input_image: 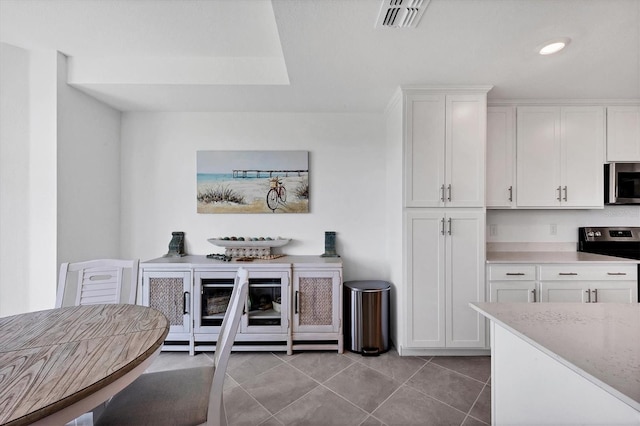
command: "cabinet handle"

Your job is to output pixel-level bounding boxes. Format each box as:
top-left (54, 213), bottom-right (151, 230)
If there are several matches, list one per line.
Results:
top-left (586, 289), bottom-right (591, 303)
top-left (295, 290), bottom-right (299, 314)
top-left (506, 272), bottom-right (525, 276)
top-left (592, 289), bottom-right (598, 303)
top-left (441, 218), bottom-right (445, 235)
top-left (558, 272), bottom-right (578, 276)
top-left (183, 291), bottom-right (189, 314)
top-left (563, 186), bottom-right (568, 201)
top-left (556, 186), bottom-right (562, 201)
top-left (440, 184), bottom-right (446, 202)
top-left (508, 186), bottom-right (513, 202)
top-left (531, 289), bottom-right (536, 303)
top-left (607, 272), bottom-right (627, 276)
top-left (447, 184), bottom-right (452, 202)
top-left (447, 218), bottom-right (452, 235)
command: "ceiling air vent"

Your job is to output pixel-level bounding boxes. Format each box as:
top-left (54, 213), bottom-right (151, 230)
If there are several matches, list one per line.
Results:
top-left (376, 0), bottom-right (430, 29)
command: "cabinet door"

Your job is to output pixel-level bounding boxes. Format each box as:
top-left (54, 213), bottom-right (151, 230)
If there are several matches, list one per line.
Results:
top-left (142, 271), bottom-right (191, 336)
top-left (406, 210), bottom-right (446, 347)
top-left (445, 211), bottom-right (486, 347)
top-left (607, 106), bottom-right (640, 161)
top-left (243, 271), bottom-right (289, 335)
top-left (404, 94), bottom-right (446, 207)
top-left (446, 95), bottom-right (486, 207)
top-left (561, 107), bottom-right (604, 208)
top-left (486, 107), bottom-right (516, 208)
top-left (592, 282), bottom-right (637, 303)
top-left (517, 107), bottom-right (562, 207)
top-left (490, 282), bottom-right (537, 302)
top-left (292, 269), bottom-right (341, 333)
top-left (539, 282), bottom-right (590, 303)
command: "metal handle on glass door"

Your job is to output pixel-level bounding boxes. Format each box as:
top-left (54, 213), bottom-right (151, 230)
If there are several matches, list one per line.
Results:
top-left (531, 289), bottom-right (536, 303)
top-left (295, 290), bottom-right (299, 314)
top-left (592, 289), bottom-right (598, 303)
top-left (440, 185), bottom-right (446, 202)
top-left (563, 186), bottom-right (568, 201)
top-left (508, 186), bottom-right (513, 202)
top-left (557, 186), bottom-right (562, 201)
top-left (586, 289), bottom-right (591, 303)
top-left (183, 292), bottom-right (189, 314)
top-left (447, 218), bottom-right (452, 235)
top-left (447, 184), bottom-right (452, 202)
top-left (441, 218), bottom-right (445, 235)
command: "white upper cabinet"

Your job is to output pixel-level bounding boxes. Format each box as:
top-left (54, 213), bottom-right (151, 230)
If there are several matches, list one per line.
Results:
top-left (516, 106), bottom-right (604, 208)
top-left (404, 91), bottom-right (487, 207)
top-left (606, 106), bottom-right (640, 161)
top-left (486, 106), bottom-right (516, 208)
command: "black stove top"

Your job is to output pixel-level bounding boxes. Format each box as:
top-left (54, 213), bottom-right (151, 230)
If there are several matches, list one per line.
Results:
top-left (578, 227), bottom-right (640, 260)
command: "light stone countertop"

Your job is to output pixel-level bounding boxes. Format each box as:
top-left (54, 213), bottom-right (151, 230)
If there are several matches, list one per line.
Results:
top-left (471, 302), bottom-right (640, 411)
top-left (487, 251), bottom-right (639, 264)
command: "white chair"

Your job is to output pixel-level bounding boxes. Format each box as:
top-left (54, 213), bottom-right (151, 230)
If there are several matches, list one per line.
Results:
top-left (55, 259), bottom-right (139, 308)
top-left (94, 267), bottom-right (250, 426)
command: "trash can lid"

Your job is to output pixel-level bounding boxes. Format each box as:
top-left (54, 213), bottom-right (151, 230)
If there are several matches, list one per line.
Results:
top-left (344, 280), bottom-right (391, 292)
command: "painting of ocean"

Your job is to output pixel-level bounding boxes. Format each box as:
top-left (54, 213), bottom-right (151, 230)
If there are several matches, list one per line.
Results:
top-left (196, 151), bottom-right (309, 214)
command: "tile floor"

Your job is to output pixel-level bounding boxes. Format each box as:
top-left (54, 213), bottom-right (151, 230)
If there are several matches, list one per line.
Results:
top-left (147, 349), bottom-right (491, 426)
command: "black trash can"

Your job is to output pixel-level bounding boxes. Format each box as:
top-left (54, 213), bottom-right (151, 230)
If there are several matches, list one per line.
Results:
top-left (344, 280), bottom-right (390, 356)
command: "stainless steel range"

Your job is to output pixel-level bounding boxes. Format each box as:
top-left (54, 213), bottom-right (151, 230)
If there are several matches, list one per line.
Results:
top-left (578, 227), bottom-right (640, 260)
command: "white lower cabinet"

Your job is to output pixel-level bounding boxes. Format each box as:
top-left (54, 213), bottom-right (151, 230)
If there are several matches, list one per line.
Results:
top-left (140, 256), bottom-right (343, 355)
top-left (291, 268), bottom-right (343, 352)
top-left (488, 263), bottom-right (637, 304)
top-left (406, 209), bottom-right (485, 350)
top-left (141, 270), bottom-right (192, 352)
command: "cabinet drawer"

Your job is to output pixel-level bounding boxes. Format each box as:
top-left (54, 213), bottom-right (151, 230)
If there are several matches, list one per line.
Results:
top-left (540, 265), bottom-right (637, 281)
top-left (488, 264), bottom-right (536, 281)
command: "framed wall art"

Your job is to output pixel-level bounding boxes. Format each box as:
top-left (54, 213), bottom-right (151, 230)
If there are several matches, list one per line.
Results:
top-left (197, 150), bottom-right (309, 214)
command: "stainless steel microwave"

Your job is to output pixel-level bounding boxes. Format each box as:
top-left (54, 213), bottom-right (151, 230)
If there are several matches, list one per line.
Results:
top-left (605, 163), bottom-right (640, 205)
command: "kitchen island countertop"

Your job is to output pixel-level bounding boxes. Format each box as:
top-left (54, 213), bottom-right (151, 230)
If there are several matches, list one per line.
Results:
top-left (471, 302), bottom-right (640, 411)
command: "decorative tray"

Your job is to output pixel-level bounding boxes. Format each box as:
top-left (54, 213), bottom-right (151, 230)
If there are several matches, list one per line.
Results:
top-left (207, 238), bottom-right (290, 248)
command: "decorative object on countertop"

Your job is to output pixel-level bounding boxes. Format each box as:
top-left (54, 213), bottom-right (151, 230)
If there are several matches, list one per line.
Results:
top-left (206, 253), bottom-right (232, 262)
top-left (197, 150), bottom-right (309, 214)
top-left (165, 231), bottom-right (186, 257)
top-left (321, 231), bottom-right (340, 257)
top-left (208, 237), bottom-right (290, 258)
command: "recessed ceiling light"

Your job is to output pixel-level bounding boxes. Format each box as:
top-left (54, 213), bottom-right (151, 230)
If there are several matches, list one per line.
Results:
top-left (538, 37), bottom-right (571, 55)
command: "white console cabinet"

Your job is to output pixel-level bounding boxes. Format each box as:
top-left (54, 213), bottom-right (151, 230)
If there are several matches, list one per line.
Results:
top-left (139, 255), bottom-right (343, 355)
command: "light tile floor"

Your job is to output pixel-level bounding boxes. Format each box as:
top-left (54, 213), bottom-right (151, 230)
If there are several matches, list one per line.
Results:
top-left (147, 350), bottom-right (491, 426)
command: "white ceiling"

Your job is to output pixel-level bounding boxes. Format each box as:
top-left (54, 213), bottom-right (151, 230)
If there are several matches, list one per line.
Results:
top-left (1, 0), bottom-right (639, 112)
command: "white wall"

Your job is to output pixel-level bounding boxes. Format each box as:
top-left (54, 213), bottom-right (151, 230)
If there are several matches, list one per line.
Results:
top-left (57, 53), bottom-right (122, 265)
top-left (487, 206), bottom-right (640, 243)
top-left (0, 43), bottom-right (30, 315)
top-left (120, 112), bottom-right (388, 281)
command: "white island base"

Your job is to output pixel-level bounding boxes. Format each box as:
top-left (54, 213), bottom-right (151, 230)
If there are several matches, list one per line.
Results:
top-left (491, 322), bottom-right (638, 425)
top-left (472, 303), bottom-right (640, 425)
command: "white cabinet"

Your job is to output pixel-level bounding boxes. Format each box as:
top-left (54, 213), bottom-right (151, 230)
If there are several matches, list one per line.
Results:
top-left (404, 91), bottom-right (487, 208)
top-left (141, 270), bottom-right (192, 352)
top-left (291, 268), bottom-right (342, 352)
top-left (606, 106), bottom-right (640, 161)
top-left (487, 264), bottom-right (537, 302)
top-left (539, 264), bottom-right (637, 303)
top-left (406, 210), bottom-right (486, 349)
top-left (486, 106), bottom-right (516, 208)
top-left (140, 256), bottom-right (343, 355)
top-left (516, 106), bottom-right (604, 208)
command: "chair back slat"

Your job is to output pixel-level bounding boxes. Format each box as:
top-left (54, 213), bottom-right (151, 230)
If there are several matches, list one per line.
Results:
top-left (208, 267), bottom-right (249, 426)
top-left (56, 259), bottom-right (139, 308)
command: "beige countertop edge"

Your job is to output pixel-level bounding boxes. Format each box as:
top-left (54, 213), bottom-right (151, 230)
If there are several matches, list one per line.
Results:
top-left (470, 302), bottom-right (640, 412)
top-left (486, 251), bottom-right (639, 264)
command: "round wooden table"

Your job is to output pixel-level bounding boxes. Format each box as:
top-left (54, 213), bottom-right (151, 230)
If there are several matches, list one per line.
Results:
top-left (0, 304), bottom-right (169, 426)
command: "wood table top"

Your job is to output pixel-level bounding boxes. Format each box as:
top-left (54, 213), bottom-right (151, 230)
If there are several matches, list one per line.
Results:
top-left (0, 304), bottom-right (169, 426)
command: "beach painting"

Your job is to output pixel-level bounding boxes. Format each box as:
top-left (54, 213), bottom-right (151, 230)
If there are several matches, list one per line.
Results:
top-left (197, 150), bottom-right (309, 214)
